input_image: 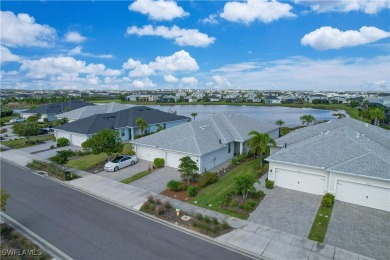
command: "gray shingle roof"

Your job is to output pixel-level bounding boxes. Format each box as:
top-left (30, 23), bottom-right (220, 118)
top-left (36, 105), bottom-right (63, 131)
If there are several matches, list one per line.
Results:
top-left (54, 106), bottom-right (190, 135)
top-left (56, 102), bottom-right (130, 121)
top-left (133, 112), bottom-right (279, 156)
top-left (267, 118), bottom-right (390, 180)
top-left (23, 100), bottom-right (95, 114)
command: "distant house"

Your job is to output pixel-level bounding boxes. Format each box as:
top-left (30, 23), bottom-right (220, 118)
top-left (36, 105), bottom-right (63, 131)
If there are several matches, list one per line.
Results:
top-left (281, 96), bottom-right (302, 104)
top-left (20, 100), bottom-right (94, 122)
top-left (184, 96), bottom-right (196, 103)
top-left (56, 102), bottom-right (130, 122)
top-left (224, 93), bottom-right (241, 102)
top-left (267, 118), bottom-right (390, 212)
top-left (54, 106), bottom-right (190, 147)
top-left (209, 95), bottom-right (222, 102)
top-left (132, 112), bottom-right (279, 173)
top-left (307, 94), bottom-right (328, 104)
top-left (125, 94), bottom-right (159, 102)
top-left (264, 96), bottom-right (281, 104)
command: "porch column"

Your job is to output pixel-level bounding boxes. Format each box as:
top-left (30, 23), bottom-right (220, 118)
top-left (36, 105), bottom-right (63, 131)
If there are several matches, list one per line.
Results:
top-left (239, 142), bottom-right (243, 154)
top-left (130, 127), bottom-right (135, 141)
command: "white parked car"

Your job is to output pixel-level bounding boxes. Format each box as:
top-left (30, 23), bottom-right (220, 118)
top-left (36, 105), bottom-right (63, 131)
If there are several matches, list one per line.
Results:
top-left (104, 155), bottom-right (138, 172)
top-left (9, 118), bottom-right (25, 123)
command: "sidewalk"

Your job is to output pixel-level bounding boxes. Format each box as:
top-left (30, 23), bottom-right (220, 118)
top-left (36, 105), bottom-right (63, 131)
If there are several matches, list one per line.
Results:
top-left (0, 151), bottom-right (374, 260)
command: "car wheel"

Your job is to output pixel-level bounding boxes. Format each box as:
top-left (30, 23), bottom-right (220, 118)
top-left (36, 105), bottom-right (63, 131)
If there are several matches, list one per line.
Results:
top-left (114, 166), bottom-right (119, 172)
top-left (131, 161), bottom-right (135, 166)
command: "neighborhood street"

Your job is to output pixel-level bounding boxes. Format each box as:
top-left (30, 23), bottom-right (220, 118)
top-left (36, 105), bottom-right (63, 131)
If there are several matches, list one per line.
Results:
top-left (0, 160), bottom-right (250, 260)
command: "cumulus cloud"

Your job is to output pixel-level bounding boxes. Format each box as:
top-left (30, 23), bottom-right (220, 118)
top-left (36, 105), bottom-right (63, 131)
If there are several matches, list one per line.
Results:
top-left (132, 78), bottom-right (156, 88)
top-left (0, 11), bottom-right (56, 47)
top-left (20, 56), bottom-right (121, 79)
top-left (127, 50), bottom-right (199, 77)
top-left (129, 0), bottom-right (189, 21)
top-left (200, 14), bottom-right (219, 24)
top-left (68, 45), bottom-right (113, 59)
top-left (301, 26), bottom-right (390, 50)
top-left (220, 0), bottom-right (295, 24)
top-left (295, 0), bottom-right (390, 14)
top-left (64, 31), bottom-right (87, 43)
top-left (164, 74), bottom-right (179, 83)
top-left (122, 58), bottom-right (142, 70)
top-left (212, 75), bottom-right (232, 88)
top-left (180, 77), bottom-right (198, 87)
top-left (126, 25), bottom-right (215, 47)
top-left (0, 46), bottom-right (20, 64)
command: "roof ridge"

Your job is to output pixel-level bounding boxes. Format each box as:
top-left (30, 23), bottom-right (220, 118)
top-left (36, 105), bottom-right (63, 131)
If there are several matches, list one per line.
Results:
top-left (209, 115), bottom-right (227, 143)
top-left (326, 151), bottom-right (370, 170)
top-left (221, 112), bottom-right (243, 142)
top-left (189, 123), bottom-right (202, 155)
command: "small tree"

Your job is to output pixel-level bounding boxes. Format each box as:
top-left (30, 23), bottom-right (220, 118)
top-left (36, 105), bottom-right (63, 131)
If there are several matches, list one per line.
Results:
top-left (300, 114), bottom-right (316, 126)
top-left (191, 112), bottom-right (198, 120)
top-left (369, 108), bottom-right (385, 126)
top-left (82, 129), bottom-right (123, 161)
top-left (234, 175), bottom-right (259, 199)
top-left (12, 121), bottom-right (40, 140)
top-left (275, 119), bottom-right (285, 126)
top-left (178, 156), bottom-right (199, 185)
top-left (51, 150), bottom-right (71, 170)
top-left (1, 189), bottom-right (10, 212)
top-left (136, 117), bottom-right (148, 136)
top-left (248, 130), bottom-right (276, 168)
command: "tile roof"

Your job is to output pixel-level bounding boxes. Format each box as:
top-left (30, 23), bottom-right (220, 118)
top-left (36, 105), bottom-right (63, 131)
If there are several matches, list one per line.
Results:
top-left (267, 118), bottom-right (390, 180)
top-left (56, 102), bottom-right (130, 121)
top-left (54, 106), bottom-right (190, 135)
top-left (23, 100), bottom-right (95, 114)
top-left (133, 112), bottom-right (279, 156)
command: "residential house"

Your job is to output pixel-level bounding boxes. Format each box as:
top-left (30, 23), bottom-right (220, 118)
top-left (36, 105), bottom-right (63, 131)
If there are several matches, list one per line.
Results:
top-left (264, 96), bottom-right (282, 104)
top-left (266, 118), bottom-right (390, 211)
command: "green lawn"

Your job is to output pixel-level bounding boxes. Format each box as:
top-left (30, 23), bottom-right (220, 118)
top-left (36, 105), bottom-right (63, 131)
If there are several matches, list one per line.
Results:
top-left (67, 143), bottom-right (133, 171)
top-left (120, 170), bottom-right (151, 184)
top-left (308, 206), bottom-right (333, 243)
top-left (0, 135), bottom-right (55, 149)
top-left (188, 159), bottom-right (260, 219)
top-left (0, 114), bottom-right (19, 125)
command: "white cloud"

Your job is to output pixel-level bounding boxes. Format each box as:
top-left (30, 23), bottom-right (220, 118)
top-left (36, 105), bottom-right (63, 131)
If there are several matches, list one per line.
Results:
top-left (132, 78), bottom-right (156, 88)
top-left (64, 31), bottom-right (87, 43)
top-left (180, 77), bottom-right (198, 87)
top-left (301, 26), bottom-right (390, 50)
top-left (0, 46), bottom-right (20, 64)
top-left (220, 0), bottom-right (295, 24)
top-left (295, 0), bottom-right (390, 14)
top-left (0, 11), bottom-right (56, 47)
top-left (68, 45), bottom-right (113, 59)
top-left (200, 14), bottom-right (219, 24)
top-left (127, 50), bottom-right (199, 77)
top-left (164, 74), bottom-right (179, 83)
top-left (122, 58), bottom-right (142, 70)
top-left (129, 0), bottom-right (189, 21)
top-left (126, 25), bottom-right (216, 47)
top-left (212, 75), bottom-right (231, 88)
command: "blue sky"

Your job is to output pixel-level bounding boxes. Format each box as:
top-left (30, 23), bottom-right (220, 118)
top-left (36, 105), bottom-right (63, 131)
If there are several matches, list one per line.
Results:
top-left (1, 0), bottom-right (389, 91)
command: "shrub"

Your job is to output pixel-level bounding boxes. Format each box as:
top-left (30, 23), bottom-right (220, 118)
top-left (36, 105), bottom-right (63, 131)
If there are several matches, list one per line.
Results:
top-left (147, 195), bottom-right (155, 203)
top-left (204, 215), bottom-right (211, 224)
top-left (155, 205), bottom-right (165, 215)
top-left (223, 190), bottom-right (235, 204)
top-left (164, 201), bottom-right (172, 209)
top-left (244, 199), bottom-right (257, 211)
top-left (198, 172), bottom-right (218, 188)
top-left (50, 145), bottom-right (55, 149)
top-left (192, 220), bottom-right (199, 227)
top-left (153, 158), bottom-right (165, 168)
top-left (222, 221), bottom-right (230, 230)
top-left (142, 202), bottom-right (150, 211)
top-left (322, 193), bottom-right (335, 208)
top-left (187, 186), bottom-right (197, 197)
top-left (155, 198), bottom-right (161, 205)
top-left (43, 118), bottom-right (49, 123)
top-left (212, 217), bottom-right (219, 225)
top-left (229, 199), bottom-right (238, 207)
top-left (180, 183), bottom-right (188, 191)
top-left (231, 157), bottom-right (239, 165)
top-left (57, 137), bottom-right (70, 147)
top-left (0, 128), bottom-right (7, 133)
top-left (167, 180), bottom-right (181, 191)
top-left (252, 190), bottom-right (264, 198)
top-left (196, 213), bottom-right (203, 221)
top-left (265, 180), bottom-right (274, 189)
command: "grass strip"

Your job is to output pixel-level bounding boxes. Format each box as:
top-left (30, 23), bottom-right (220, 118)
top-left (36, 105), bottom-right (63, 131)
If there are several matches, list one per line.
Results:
top-left (120, 170), bottom-right (151, 184)
top-left (308, 206), bottom-right (333, 243)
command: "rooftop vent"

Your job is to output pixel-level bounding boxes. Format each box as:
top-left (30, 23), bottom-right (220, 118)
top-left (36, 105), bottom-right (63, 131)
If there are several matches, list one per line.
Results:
top-left (284, 143), bottom-right (287, 148)
top-left (219, 139), bottom-right (222, 144)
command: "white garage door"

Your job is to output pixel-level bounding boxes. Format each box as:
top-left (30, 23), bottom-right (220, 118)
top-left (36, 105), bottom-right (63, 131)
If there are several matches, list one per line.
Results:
top-left (336, 180), bottom-right (390, 212)
top-left (71, 134), bottom-right (87, 147)
top-left (166, 152), bottom-right (185, 168)
top-left (275, 169), bottom-right (325, 195)
top-left (136, 146), bottom-right (163, 162)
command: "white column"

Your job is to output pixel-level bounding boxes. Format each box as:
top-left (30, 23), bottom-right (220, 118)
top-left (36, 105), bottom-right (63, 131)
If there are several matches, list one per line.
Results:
top-left (239, 142), bottom-right (243, 154)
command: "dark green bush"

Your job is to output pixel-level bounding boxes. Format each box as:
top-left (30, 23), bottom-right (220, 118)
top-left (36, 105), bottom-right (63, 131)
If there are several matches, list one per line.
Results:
top-left (244, 199), bottom-right (257, 211)
top-left (229, 199), bottom-right (238, 207)
top-left (265, 180), bottom-right (274, 189)
top-left (167, 180), bottom-right (181, 191)
top-left (212, 217), bottom-right (219, 225)
top-left (153, 158), bottom-right (165, 168)
top-left (231, 157), bottom-right (239, 165)
top-left (198, 172), bottom-right (218, 188)
top-left (252, 190), bottom-right (264, 198)
top-left (57, 137), bottom-right (70, 147)
top-left (322, 193), bottom-right (335, 208)
top-left (222, 221), bottom-right (230, 230)
top-left (204, 215), bottom-right (211, 224)
top-left (223, 190), bottom-right (235, 204)
top-left (196, 213), bottom-right (203, 221)
top-left (187, 186), bottom-right (197, 197)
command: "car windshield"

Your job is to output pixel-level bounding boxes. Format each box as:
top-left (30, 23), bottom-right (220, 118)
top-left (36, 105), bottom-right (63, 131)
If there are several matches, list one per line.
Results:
top-left (111, 157), bottom-right (123, 163)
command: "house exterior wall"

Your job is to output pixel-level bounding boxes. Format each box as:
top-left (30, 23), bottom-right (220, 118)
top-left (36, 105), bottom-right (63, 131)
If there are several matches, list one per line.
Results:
top-left (118, 127), bottom-right (130, 142)
top-left (200, 144), bottom-right (234, 173)
top-left (268, 128), bottom-right (280, 140)
top-left (55, 130), bottom-right (88, 147)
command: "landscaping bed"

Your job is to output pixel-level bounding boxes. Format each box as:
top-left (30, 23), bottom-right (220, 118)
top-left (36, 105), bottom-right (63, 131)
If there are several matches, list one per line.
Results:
top-left (140, 196), bottom-right (232, 238)
top-left (27, 160), bottom-right (77, 181)
top-left (0, 223), bottom-right (51, 260)
top-left (0, 135), bottom-right (55, 149)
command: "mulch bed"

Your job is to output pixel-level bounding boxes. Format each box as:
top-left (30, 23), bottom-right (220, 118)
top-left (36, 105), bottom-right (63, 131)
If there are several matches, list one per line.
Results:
top-left (160, 189), bottom-right (190, 202)
top-left (87, 162), bottom-right (106, 173)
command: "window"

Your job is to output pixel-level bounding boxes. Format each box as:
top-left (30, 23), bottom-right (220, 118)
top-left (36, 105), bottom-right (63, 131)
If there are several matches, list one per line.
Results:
top-left (228, 143), bottom-right (231, 153)
top-left (121, 129), bottom-right (125, 137)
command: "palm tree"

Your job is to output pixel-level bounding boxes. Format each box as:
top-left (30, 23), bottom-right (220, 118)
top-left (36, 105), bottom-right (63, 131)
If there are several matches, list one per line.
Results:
top-left (275, 119), bottom-right (285, 126)
top-left (300, 114), bottom-right (316, 126)
top-left (248, 130), bottom-right (276, 168)
top-left (370, 108), bottom-right (385, 126)
top-left (191, 112), bottom-right (198, 120)
top-left (136, 117), bottom-right (148, 136)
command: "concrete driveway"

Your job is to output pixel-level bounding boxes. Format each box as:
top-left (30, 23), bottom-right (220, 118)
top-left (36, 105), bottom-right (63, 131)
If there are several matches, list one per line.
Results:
top-left (130, 166), bottom-right (181, 193)
top-left (325, 201), bottom-right (390, 260)
top-left (248, 187), bottom-right (322, 238)
top-left (97, 159), bottom-right (150, 182)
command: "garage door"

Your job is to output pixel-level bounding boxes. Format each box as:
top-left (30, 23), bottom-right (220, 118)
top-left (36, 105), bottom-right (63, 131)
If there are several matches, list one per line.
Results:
top-left (136, 146), bottom-right (164, 162)
top-left (71, 134), bottom-right (87, 147)
top-left (166, 152), bottom-right (185, 168)
top-left (336, 180), bottom-right (390, 212)
top-left (275, 169), bottom-right (325, 195)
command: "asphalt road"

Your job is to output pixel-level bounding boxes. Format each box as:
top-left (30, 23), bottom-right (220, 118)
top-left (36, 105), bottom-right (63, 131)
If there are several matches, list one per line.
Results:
top-left (1, 160), bottom-right (250, 260)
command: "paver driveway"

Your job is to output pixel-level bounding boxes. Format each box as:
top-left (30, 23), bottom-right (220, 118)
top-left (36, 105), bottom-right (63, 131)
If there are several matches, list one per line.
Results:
top-left (130, 166), bottom-right (181, 193)
top-left (97, 159), bottom-right (150, 181)
top-left (248, 187), bottom-right (322, 238)
top-left (325, 201), bottom-right (390, 260)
